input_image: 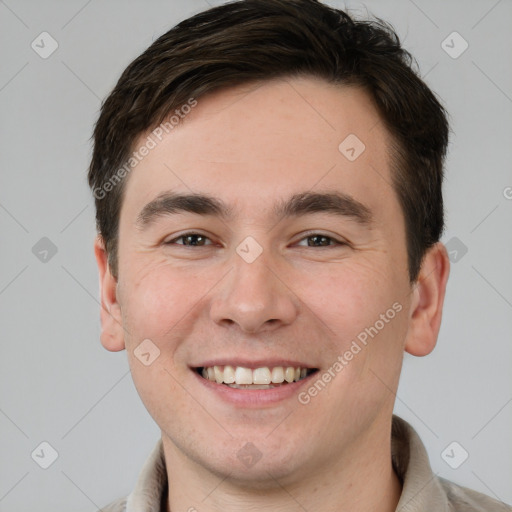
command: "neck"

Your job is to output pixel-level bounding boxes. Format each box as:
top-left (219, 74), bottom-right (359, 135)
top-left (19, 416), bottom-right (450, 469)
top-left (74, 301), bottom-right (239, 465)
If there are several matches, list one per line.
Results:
top-left (162, 418), bottom-right (402, 512)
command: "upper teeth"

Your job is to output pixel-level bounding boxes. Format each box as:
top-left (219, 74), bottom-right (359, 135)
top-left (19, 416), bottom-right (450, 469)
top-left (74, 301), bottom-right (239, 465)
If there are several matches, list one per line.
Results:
top-left (201, 366), bottom-right (308, 385)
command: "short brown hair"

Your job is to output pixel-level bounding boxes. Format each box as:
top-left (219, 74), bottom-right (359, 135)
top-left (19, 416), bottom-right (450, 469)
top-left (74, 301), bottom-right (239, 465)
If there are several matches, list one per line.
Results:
top-left (88, 0), bottom-right (449, 281)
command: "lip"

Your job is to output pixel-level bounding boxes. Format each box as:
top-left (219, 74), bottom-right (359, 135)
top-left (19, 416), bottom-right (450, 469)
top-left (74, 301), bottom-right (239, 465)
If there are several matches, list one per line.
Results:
top-left (192, 367), bottom-right (319, 407)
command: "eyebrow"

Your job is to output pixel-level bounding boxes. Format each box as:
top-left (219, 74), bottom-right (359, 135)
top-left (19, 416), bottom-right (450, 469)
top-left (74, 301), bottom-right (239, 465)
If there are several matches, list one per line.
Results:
top-left (136, 190), bottom-right (372, 228)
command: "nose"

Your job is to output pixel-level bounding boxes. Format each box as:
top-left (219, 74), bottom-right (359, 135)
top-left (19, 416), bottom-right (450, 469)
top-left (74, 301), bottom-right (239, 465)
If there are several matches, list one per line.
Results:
top-left (209, 247), bottom-right (299, 334)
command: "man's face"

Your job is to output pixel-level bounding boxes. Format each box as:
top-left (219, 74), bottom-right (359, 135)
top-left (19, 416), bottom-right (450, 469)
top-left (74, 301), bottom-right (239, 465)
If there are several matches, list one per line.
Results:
top-left (105, 77), bottom-right (419, 483)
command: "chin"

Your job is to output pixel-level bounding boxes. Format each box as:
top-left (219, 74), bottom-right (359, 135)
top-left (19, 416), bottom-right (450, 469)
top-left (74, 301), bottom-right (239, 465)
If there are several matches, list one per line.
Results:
top-left (207, 449), bottom-right (307, 489)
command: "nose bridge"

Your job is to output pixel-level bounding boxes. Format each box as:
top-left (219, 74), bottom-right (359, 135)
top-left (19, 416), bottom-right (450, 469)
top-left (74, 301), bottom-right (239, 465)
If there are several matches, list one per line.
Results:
top-left (209, 239), bottom-right (298, 333)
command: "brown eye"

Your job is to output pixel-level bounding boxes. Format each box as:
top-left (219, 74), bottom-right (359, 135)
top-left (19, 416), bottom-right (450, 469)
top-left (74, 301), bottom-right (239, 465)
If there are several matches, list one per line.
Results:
top-left (296, 234), bottom-right (343, 247)
top-left (166, 233), bottom-right (213, 246)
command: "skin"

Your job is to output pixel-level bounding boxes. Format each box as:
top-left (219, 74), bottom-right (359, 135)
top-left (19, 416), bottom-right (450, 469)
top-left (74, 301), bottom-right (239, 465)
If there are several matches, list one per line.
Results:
top-left (95, 76), bottom-right (450, 512)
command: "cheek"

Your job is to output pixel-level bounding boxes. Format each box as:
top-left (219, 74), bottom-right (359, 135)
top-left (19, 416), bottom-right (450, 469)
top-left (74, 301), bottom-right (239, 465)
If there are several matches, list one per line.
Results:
top-left (118, 263), bottom-right (201, 423)
top-left (126, 349), bottom-right (196, 443)
top-left (119, 258), bottom-right (223, 354)
top-left (306, 263), bottom-right (408, 417)
top-left (301, 256), bottom-right (409, 393)
top-left (299, 258), bottom-right (398, 341)
top-left (122, 283), bottom-right (173, 340)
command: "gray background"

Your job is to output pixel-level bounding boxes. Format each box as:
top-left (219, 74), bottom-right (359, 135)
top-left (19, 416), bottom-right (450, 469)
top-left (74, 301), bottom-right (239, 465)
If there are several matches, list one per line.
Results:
top-left (1, 0), bottom-right (511, 510)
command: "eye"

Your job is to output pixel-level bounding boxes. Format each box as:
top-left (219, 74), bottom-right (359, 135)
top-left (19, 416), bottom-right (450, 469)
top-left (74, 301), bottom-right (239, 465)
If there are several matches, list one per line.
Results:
top-left (296, 233), bottom-right (345, 248)
top-left (163, 232), bottom-right (346, 248)
top-left (165, 232), bottom-right (214, 247)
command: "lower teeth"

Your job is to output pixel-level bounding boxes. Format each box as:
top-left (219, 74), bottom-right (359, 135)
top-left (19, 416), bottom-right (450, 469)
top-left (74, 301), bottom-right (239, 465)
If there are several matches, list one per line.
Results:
top-left (225, 383), bottom-right (281, 389)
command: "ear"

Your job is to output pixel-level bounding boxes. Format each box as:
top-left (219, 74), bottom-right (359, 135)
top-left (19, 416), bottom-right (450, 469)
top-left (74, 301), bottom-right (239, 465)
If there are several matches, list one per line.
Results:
top-left (404, 242), bottom-right (450, 357)
top-left (94, 235), bottom-right (125, 352)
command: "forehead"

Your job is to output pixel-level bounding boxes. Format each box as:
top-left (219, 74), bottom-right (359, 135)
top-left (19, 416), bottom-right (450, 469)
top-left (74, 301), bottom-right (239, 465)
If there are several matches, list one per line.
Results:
top-left (121, 76), bottom-right (396, 223)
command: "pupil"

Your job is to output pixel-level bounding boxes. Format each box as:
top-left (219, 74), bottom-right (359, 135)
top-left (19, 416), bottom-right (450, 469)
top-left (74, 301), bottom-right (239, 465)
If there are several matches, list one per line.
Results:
top-left (185, 235), bottom-right (204, 246)
top-left (309, 235), bottom-right (329, 247)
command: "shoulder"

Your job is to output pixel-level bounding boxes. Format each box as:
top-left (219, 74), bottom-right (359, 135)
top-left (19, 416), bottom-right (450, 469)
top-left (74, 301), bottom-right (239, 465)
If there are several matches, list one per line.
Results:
top-left (439, 477), bottom-right (512, 511)
top-left (97, 497), bottom-right (127, 512)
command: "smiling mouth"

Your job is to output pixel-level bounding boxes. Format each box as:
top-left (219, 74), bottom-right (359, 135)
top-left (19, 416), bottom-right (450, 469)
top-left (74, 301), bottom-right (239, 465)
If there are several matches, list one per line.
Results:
top-left (196, 365), bottom-right (318, 389)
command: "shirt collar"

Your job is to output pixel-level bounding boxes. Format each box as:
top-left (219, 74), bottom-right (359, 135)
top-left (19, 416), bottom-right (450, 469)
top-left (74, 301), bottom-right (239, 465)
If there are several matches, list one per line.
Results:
top-left (125, 436), bottom-right (167, 512)
top-left (391, 415), bottom-right (449, 511)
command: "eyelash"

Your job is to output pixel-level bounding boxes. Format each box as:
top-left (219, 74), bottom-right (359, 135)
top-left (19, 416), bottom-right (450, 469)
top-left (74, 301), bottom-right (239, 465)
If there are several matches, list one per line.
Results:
top-left (164, 232), bottom-right (346, 248)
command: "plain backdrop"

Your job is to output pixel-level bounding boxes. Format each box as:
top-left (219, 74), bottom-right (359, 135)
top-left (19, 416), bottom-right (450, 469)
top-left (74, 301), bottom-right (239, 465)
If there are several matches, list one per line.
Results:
top-left (0, 0), bottom-right (511, 510)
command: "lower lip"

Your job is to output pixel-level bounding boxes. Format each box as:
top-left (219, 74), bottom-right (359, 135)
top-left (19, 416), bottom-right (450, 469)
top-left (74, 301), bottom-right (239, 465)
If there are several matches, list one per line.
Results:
top-left (193, 370), bottom-right (318, 407)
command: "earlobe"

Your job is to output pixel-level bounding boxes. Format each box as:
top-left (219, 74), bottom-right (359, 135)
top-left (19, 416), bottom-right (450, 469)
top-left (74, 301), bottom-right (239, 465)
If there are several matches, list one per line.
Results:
top-left (404, 242), bottom-right (450, 357)
top-left (94, 236), bottom-right (126, 352)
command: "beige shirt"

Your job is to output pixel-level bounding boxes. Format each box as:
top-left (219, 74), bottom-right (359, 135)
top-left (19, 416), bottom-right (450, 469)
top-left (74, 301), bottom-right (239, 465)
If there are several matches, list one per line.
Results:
top-left (101, 415), bottom-right (510, 511)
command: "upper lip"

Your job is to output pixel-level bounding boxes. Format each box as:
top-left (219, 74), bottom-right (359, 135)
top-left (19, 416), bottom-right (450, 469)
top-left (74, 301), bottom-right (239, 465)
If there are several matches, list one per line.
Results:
top-left (193, 359), bottom-right (317, 369)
